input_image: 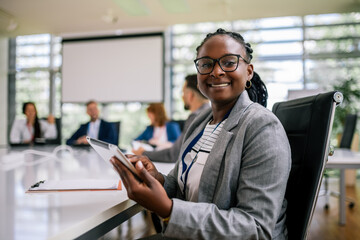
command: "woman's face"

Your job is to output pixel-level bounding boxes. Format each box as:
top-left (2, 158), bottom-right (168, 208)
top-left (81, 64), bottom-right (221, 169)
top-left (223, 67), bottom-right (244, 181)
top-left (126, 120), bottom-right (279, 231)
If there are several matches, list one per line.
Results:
top-left (147, 111), bottom-right (156, 125)
top-left (196, 35), bottom-right (253, 106)
top-left (24, 103), bottom-right (36, 121)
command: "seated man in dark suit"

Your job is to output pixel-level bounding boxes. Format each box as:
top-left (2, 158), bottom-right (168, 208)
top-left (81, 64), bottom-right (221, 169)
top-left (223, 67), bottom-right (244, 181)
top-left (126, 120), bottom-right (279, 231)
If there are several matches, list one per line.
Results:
top-left (66, 100), bottom-right (117, 145)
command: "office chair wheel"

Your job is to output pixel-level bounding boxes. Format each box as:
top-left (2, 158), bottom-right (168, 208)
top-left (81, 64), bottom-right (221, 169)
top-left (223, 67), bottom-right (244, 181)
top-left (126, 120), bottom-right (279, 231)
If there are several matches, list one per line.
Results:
top-left (349, 202), bottom-right (355, 209)
top-left (324, 204), bottom-right (329, 210)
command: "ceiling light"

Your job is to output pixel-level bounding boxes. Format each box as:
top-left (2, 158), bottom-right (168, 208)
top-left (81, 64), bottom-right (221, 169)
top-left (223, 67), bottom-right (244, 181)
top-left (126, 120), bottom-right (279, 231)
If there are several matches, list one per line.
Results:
top-left (159, 0), bottom-right (189, 14)
top-left (0, 8), bottom-right (18, 32)
top-left (113, 0), bottom-right (149, 16)
top-left (102, 9), bottom-right (118, 24)
top-left (7, 19), bottom-right (18, 31)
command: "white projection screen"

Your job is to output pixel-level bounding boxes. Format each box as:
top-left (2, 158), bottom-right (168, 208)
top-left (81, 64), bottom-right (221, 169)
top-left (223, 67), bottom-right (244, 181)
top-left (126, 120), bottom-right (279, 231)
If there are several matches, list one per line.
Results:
top-left (62, 33), bottom-right (164, 103)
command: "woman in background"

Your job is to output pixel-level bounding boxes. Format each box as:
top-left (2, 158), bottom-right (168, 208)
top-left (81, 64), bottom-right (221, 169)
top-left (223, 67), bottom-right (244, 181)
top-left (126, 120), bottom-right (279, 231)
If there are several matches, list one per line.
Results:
top-left (134, 103), bottom-right (181, 150)
top-left (10, 102), bottom-right (57, 144)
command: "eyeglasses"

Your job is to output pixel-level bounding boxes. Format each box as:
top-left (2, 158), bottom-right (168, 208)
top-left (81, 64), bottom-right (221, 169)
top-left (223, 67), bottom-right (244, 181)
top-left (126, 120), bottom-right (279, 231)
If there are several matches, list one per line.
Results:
top-left (194, 54), bottom-right (249, 75)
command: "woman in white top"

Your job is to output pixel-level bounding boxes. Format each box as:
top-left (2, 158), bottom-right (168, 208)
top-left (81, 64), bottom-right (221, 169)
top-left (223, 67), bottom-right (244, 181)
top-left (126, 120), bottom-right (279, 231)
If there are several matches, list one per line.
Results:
top-left (10, 102), bottom-right (57, 144)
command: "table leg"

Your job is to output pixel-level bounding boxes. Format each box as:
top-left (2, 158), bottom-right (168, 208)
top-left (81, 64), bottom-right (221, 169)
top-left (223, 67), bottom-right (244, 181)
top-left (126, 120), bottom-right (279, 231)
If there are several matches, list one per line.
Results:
top-left (339, 169), bottom-right (346, 225)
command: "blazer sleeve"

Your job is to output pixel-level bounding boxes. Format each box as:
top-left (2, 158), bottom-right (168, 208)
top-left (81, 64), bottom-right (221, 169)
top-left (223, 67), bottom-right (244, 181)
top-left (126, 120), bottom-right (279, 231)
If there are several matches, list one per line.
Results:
top-left (163, 107), bottom-right (291, 239)
top-left (66, 124), bottom-right (88, 145)
top-left (166, 122), bottom-right (181, 142)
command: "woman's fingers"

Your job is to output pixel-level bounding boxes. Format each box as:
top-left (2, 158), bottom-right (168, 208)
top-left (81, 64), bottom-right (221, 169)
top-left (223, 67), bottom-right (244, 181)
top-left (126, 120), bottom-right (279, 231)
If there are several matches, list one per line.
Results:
top-left (126, 154), bottom-right (142, 165)
top-left (110, 157), bottom-right (130, 188)
top-left (110, 157), bottom-right (171, 217)
top-left (135, 160), bottom-right (156, 187)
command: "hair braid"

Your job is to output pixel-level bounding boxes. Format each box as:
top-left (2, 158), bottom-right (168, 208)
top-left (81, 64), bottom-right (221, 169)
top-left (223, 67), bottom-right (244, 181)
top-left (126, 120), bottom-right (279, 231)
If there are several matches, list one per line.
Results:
top-left (196, 28), bottom-right (253, 63)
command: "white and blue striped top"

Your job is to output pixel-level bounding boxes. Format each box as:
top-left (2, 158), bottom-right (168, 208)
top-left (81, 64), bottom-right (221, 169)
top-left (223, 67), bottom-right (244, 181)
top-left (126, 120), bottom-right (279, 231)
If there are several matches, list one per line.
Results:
top-left (178, 119), bottom-right (227, 202)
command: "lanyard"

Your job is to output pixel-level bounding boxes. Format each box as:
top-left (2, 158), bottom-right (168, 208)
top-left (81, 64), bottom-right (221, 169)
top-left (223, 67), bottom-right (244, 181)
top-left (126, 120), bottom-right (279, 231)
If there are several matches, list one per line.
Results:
top-left (180, 109), bottom-right (232, 198)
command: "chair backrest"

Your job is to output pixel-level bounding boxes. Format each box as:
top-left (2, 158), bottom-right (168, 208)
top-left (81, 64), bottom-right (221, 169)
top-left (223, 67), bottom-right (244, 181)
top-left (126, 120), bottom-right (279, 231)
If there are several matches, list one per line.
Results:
top-left (339, 114), bottom-right (357, 149)
top-left (272, 91), bottom-right (342, 240)
top-left (44, 118), bottom-right (62, 145)
top-left (111, 121), bottom-right (121, 146)
top-left (171, 119), bottom-right (186, 132)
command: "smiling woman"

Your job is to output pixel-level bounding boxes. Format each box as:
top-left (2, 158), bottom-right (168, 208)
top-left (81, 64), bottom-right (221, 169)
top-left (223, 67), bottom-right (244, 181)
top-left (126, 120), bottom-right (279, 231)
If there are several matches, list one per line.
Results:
top-left (194, 29), bottom-right (254, 121)
top-left (110, 28), bottom-right (292, 239)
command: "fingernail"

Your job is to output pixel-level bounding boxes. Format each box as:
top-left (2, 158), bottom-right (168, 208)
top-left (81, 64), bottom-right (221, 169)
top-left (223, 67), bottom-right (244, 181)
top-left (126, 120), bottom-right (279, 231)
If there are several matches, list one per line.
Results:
top-left (136, 161), bottom-right (143, 169)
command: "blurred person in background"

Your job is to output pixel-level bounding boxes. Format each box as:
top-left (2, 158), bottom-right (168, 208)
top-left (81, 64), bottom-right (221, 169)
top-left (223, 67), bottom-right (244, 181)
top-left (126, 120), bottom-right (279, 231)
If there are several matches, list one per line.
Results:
top-left (10, 101), bottom-right (57, 144)
top-left (133, 103), bottom-right (181, 151)
top-left (66, 100), bottom-right (116, 145)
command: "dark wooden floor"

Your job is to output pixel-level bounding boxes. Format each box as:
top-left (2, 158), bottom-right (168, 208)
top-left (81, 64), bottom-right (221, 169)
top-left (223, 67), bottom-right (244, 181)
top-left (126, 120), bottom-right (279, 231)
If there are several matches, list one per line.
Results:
top-left (102, 178), bottom-right (360, 240)
top-left (307, 178), bottom-right (360, 240)
top-left (101, 210), bottom-right (156, 240)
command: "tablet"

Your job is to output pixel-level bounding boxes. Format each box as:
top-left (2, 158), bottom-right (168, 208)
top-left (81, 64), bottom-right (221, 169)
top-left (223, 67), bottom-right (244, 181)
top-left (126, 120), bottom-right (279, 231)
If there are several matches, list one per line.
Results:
top-left (86, 137), bottom-right (141, 181)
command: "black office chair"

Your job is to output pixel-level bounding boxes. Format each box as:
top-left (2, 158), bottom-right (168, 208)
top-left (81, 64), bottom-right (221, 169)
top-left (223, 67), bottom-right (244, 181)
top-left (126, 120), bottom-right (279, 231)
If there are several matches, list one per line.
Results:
top-left (322, 113), bottom-right (357, 209)
top-left (339, 114), bottom-right (358, 148)
top-left (111, 121), bottom-right (121, 146)
top-left (272, 91), bottom-right (343, 240)
top-left (45, 118), bottom-right (62, 145)
top-left (170, 119), bottom-right (186, 132)
top-left (31, 117), bottom-right (62, 145)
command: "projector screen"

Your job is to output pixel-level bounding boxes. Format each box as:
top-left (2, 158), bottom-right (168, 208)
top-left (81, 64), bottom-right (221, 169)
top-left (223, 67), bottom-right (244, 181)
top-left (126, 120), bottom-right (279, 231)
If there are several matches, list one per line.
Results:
top-left (62, 33), bottom-right (164, 103)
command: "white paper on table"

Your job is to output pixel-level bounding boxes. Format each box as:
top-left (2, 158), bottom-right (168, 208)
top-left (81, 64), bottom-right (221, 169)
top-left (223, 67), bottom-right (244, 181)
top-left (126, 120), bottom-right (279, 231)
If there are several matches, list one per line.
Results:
top-left (131, 141), bottom-right (154, 152)
top-left (26, 179), bottom-right (121, 192)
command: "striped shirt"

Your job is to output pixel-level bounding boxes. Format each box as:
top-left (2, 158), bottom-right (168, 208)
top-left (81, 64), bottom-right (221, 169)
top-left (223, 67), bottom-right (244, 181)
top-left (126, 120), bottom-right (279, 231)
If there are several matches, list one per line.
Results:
top-left (178, 119), bottom-right (227, 202)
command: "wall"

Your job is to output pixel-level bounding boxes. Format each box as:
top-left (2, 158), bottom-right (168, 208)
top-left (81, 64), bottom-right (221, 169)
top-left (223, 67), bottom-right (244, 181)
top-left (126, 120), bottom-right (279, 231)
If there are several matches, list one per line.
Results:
top-left (0, 38), bottom-right (8, 146)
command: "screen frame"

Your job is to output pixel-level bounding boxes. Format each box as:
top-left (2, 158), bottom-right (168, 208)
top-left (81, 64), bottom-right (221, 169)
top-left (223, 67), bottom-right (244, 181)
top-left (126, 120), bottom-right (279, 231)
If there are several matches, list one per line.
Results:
top-left (61, 32), bottom-right (165, 103)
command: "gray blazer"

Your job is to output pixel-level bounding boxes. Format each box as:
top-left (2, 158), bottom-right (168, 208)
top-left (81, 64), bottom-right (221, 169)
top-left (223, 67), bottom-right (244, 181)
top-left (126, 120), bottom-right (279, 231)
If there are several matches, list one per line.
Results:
top-left (144, 103), bottom-right (210, 163)
top-left (163, 91), bottom-right (291, 239)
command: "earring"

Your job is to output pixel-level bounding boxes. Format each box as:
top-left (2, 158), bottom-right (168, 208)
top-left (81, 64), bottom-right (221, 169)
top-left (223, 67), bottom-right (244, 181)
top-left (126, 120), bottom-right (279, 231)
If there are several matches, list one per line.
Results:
top-left (245, 80), bottom-right (252, 89)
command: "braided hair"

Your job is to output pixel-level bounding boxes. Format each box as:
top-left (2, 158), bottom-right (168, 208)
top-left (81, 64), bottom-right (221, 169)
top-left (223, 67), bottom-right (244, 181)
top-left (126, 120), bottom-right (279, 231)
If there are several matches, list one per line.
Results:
top-left (247, 71), bottom-right (268, 107)
top-left (195, 28), bottom-right (267, 107)
top-left (22, 102), bottom-right (41, 140)
top-left (196, 28), bottom-right (253, 63)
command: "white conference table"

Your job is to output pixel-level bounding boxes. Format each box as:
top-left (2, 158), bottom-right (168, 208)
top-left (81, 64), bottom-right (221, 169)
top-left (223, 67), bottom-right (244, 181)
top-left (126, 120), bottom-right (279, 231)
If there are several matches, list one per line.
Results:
top-left (326, 148), bottom-right (360, 225)
top-left (0, 145), bottom-right (174, 240)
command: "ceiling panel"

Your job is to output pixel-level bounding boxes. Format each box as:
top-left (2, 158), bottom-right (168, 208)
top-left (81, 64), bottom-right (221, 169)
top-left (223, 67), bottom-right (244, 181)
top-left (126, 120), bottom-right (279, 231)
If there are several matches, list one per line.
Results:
top-left (0, 0), bottom-right (358, 37)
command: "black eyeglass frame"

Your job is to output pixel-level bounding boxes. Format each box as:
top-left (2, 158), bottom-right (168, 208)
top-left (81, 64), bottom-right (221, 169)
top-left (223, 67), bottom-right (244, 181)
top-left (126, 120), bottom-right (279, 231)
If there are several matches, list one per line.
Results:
top-left (194, 54), bottom-right (250, 75)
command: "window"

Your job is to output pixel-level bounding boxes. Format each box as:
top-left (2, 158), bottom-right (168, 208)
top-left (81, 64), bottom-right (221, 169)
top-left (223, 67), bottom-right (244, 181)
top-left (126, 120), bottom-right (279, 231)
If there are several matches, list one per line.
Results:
top-left (168, 13), bottom-right (360, 119)
top-left (10, 12), bottom-right (360, 147)
top-left (11, 34), bottom-right (61, 120)
top-left (11, 34), bottom-right (151, 147)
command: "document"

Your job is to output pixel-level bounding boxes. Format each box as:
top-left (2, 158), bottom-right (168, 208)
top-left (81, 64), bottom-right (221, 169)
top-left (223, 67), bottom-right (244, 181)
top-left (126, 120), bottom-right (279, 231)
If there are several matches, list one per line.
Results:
top-left (132, 140), bottom-right (155, 152)
top-left (26, 179), bottom-right (122, 193)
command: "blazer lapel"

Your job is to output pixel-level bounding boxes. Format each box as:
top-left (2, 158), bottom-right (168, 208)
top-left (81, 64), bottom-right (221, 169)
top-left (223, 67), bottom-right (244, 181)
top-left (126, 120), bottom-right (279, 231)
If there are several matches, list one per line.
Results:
top-left (179, 108), bottom-right (212, 162)
top-left (197, 91), bottom-right (254, 203)
top-left (198, 130), bottom-right (233, 203)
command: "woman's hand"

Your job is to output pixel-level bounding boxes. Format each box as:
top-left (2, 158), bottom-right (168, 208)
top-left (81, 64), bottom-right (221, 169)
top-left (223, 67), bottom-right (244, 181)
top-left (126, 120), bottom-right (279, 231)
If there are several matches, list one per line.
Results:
top-left (125, 155), bottom-right (164, 184)
top-left (131, 147), bottom-right (145, 155)
top-left (76, 136), bottom-right (88, 144)
top-left (47, 114), bottom-right (55, 124)
top-left (110, 156), bottom-right (172, 218)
